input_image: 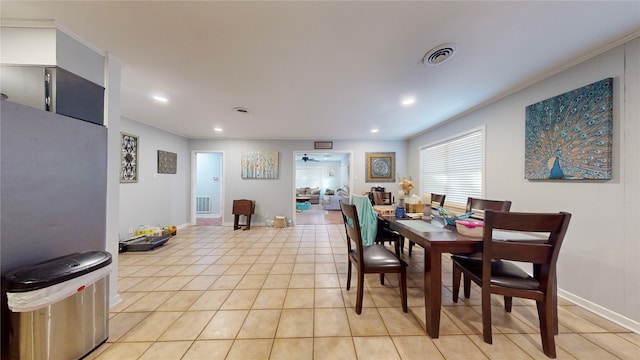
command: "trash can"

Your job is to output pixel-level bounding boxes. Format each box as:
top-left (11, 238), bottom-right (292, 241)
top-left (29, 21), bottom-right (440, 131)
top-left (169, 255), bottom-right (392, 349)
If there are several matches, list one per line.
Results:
top-left (5, 251), bottom-right (112, 360)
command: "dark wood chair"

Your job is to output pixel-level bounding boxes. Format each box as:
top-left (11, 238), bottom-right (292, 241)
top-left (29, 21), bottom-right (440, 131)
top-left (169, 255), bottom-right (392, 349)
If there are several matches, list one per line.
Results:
top-left (451, 210), bottom-right (571, 358)
top-left (340, 202), bottom-right (408, 314)
top-left (408, 193), bottom-right (446, 256)
top-left (372, 191), bottom-right (393, 205)
top-left (454, 197), bottom-right (513, 299)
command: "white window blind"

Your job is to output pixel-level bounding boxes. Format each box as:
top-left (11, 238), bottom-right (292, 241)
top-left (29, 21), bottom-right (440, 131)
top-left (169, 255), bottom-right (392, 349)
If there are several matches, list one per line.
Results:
top-left (420, 129), bottom-right (483, 208)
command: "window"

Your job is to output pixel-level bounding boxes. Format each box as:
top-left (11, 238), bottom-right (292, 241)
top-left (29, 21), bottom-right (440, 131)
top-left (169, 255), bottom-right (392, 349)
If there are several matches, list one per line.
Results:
top-left (420, 128), bottom-right (484, 209)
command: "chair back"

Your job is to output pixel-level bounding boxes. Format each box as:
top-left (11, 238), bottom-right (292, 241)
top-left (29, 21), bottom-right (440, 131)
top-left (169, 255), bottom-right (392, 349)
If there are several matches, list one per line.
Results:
top-left (466, 197), bottom-right (512, 220)
top-left (372, 191), bottom-right (393, 205)
top-left (482, 210), bottom-right (571, 290)
top-left (431, 193), bottom-right (446, 207)
top-left (350, 194), bottom-right (377, 246)
top-left (340, 202), bottom-right (365, 266)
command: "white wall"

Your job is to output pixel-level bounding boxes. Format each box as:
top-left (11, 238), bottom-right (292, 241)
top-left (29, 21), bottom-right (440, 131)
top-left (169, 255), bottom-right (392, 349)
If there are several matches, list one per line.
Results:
top-left (408, 37), bottom-right (640, 331)
top-left (190, 139), bottom-right (407, 226)
top-left (118, 117), bottom-right (191, 236)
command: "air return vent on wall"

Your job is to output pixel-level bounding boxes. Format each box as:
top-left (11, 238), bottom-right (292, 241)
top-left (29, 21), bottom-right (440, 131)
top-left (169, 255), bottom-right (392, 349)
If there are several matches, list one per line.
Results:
top-left (196, 196), bottom-right (211, 214)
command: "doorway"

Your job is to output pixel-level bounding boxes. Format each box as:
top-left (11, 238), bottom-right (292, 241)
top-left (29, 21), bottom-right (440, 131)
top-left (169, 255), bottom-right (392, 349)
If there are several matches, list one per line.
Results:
top-left (293, 151), bottom-right (351, 225)
top-left (194, 152), bottom-right (223, 226)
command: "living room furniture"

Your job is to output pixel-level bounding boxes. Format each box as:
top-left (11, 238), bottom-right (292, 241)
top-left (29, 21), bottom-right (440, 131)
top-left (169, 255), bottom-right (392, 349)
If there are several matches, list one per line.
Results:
top-left (295, 187), bottom-right (320, 204)
top-left (340, 202), bottom-right (408, 314)
top-left (232, 199), bottom-right (255, 230)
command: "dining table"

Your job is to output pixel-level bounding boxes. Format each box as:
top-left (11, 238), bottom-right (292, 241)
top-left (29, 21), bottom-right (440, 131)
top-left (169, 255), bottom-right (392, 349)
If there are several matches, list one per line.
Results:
top-left (381, 210), bottom-right (550, 338)
top-left (381, 212), bottom-right (482, 338)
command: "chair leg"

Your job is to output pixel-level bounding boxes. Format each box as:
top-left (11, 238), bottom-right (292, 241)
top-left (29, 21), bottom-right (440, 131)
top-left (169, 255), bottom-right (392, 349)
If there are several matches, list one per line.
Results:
top-left (504, 296), bottom-right (512, 312)
top-left (482, 288), bottom-right (493, 344)
top-left (394, 238), bottom-right (400, 257)
top-left (408, 241), bottom-right (414, 257)
top-left (380, 273), bottom-right (385, 285)
top-left (537, 299), bottom-right (557, 358)
top-left (399, 269), bottom-right (408, 313)
top-left (463, 274), bottom-right (471, 298)
top-left (452, 264), bottom-right (461, 302)
top-left (356, 271), bottom-right (364, 314)
top-left (346, 261), bottom-right (352, 290)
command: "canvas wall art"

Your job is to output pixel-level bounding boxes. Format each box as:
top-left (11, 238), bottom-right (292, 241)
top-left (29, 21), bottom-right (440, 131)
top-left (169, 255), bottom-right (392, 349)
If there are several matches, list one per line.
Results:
top-left (366, 152), bottom-right (395, 182)
top-left (157, 150), bottom-right (177, 174)
top-left (241, 150), bottom-right (279, 179)
top-left (525, 78), bottom-right (613, 180)
top-left (120, 132), bottom-right (138, 183)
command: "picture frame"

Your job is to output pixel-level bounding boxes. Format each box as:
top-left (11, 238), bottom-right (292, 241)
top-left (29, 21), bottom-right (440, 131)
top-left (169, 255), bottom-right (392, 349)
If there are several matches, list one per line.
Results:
top-left (241, 150), bottom-right (279, 179)
top-left (524, 78), bottom-right (613, 180)
top-left (314, 141), bottom-right (333, 149)
top-left (120, 132), bottom-right (138, 183)
top-left (366, 152), bottom-right (395, 182)
top-left (157, 150), bottom-right (177, 174)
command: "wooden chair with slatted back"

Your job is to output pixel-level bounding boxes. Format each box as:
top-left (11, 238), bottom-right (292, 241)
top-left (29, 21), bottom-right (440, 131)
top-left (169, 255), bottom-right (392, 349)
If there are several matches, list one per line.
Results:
top-left (451, 210), bottom-right (571, 358)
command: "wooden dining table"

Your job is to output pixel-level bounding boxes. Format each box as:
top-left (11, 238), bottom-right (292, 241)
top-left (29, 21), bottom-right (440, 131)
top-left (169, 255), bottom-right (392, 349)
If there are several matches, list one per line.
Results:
top-left (381, 213), bottom-right (482, 338)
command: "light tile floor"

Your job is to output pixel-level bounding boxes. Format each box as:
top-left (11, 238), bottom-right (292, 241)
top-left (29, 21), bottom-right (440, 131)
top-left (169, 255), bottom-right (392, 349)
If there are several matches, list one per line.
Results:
top-left (90, 225), bottom-right (640, 359)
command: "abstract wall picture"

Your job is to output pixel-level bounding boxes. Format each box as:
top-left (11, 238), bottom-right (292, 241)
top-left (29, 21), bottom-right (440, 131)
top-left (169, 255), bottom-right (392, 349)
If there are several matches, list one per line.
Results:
top-left (241, 150), bottom-right (279, 179)
top-left (120, 132), bottom-right (138, 183)
top-left (525, 78), bottom-right (613, 180)
top-left (157, 150), bottom-right (177, 174)
top-left (366, 152), bottom-right (395, 182)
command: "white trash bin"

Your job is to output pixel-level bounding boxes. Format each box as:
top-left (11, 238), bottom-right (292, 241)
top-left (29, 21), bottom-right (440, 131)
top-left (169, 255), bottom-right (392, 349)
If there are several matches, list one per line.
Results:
top-left (5, 251), bottom-right (112, 360)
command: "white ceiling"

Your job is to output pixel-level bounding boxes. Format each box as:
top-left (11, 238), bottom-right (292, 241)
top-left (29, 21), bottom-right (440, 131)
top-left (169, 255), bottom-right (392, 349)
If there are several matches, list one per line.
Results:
top-left (2, 1), bottom-right (639, 140)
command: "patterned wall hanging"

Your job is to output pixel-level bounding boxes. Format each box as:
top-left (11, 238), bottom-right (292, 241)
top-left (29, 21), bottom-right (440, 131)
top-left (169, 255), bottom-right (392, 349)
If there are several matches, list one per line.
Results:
top-left (241, 150), bottom-right (279, 179)
top-left (525, 78), bottom-right (613, 180)
top-left (157, 150), bottom-right (177, 174)
top-left (120, 132), bottom-right (138, 183)
top-left (365, 152), bottom-right (395, 183)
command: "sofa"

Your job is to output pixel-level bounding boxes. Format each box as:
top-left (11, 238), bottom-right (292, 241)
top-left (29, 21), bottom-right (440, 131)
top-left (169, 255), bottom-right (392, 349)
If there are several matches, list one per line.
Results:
top-left (296, 187), bottom-right (321, 204)
top-left (323, 187), bottom-right (349, 210)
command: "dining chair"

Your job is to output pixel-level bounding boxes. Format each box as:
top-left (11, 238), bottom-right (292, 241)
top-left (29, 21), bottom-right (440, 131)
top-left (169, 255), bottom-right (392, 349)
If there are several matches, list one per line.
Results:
top-left (408, 193), bottom-right (446, 256)
top-left (454, 197), bottom-right (513, 299)
top-left (340, 202), bottom-right (408, 314)
top-left (372, 191), bottom-right (393, 205)
top-left (451, 210), bottom-right (571, 358)
top-left (352, 194), bottom-right (404, 256)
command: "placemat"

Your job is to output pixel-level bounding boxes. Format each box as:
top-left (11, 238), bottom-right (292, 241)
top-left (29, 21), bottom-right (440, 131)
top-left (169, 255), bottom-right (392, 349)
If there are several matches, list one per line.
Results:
top-left (397, 220), bottom-right (450, 233)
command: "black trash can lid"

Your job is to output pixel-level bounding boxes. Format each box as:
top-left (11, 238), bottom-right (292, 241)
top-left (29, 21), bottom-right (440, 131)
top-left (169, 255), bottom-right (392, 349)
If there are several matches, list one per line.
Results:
top-left (5, 251), bottom-right (112, 292)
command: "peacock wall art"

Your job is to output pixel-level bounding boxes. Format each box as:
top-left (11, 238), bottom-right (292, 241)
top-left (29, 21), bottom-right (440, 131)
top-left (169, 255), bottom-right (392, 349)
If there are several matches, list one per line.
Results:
top-left (525, 78), bottom-right (613, 180)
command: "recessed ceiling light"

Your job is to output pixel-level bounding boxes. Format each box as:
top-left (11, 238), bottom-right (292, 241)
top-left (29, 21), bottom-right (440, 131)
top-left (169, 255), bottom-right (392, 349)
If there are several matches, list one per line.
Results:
top-left (371, 129), bottom-right (379, 133)
top-left (214, 127), bottom-right (223, 132)
top-left (401, 97), bottom-right (415, 106)
top-left (152, 95), bottom-right (168, 103)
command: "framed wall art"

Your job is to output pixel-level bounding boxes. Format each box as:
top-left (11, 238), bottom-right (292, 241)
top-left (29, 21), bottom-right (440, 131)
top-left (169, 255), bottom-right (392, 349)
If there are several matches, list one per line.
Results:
top-left (241, 150), bottom-right (279, 179)
top-left (120, 132), bottom-right (138, 183)
top-left (157, 150), bottom-right (177, 174)
top-left (366, 152), bottom-right (395, 182)
top-left (525, 77), bottom-right (613, 180)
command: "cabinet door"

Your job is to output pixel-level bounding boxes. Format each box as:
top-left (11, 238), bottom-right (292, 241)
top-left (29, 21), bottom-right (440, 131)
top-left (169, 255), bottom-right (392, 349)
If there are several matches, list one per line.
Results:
top-left (0, 65), bottom-right (46, 110)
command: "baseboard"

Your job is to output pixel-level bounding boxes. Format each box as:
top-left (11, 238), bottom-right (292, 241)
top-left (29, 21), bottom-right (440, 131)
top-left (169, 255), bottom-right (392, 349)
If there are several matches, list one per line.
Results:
top-left (110, 293), bottom-right (122, 309)
top-left (177, 223), bottom-right (191, 229)
top-left (558, 288), bottom-right (640, 334)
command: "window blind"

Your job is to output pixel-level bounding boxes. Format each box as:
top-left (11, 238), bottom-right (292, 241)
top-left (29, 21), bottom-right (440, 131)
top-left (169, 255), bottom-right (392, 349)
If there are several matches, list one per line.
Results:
top-left (420, 129), bottom-right (483, 208)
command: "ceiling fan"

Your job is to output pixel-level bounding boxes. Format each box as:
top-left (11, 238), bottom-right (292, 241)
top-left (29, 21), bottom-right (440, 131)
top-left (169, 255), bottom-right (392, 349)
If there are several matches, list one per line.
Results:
top-left (301, 153), bottom-right (319, 162)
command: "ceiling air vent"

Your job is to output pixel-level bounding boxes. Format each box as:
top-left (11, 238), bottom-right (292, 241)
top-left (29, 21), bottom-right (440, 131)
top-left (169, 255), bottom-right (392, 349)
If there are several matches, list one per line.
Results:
top-left (233, 107), bottom-right (249, 114)
top-left (422, 43), bottom-right (457, 66)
